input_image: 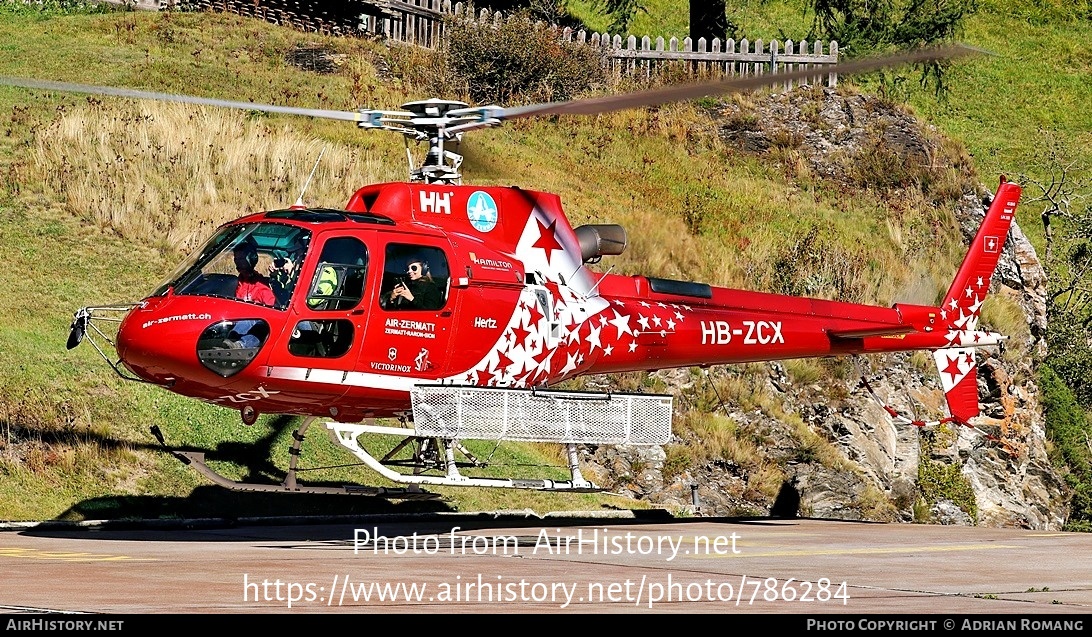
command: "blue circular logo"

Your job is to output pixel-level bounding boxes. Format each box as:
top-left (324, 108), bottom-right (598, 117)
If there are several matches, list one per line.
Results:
top-left (467, 191), bottom-right (499, 233)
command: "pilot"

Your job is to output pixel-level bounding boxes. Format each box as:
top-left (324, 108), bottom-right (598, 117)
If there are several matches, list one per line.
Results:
top-left (388, 258), bottom-right (441, 310)
top-left (233, 239), bottom-right (275, 307)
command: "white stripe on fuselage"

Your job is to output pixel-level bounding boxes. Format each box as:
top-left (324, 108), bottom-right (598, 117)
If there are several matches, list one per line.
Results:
top-left (263, 366), bottom-right (421, 392)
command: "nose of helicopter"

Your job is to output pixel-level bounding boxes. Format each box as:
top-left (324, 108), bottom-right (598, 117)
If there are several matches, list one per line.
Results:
top-left (116, 297), bottom-right (200, 384)
top-left (116, 296), bottom-right (272, 386)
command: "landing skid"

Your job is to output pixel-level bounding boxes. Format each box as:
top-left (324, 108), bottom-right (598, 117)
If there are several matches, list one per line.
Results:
top-left (327, 421), bottom-right (601, 492)
top-left (160, 385), bottom-right (671, 496)
top-left (157, 413), bottom-right (602, 497)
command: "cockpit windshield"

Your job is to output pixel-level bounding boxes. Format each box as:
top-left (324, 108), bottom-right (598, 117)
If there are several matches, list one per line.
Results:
top-left (153, 223), bottom-right (312, 311)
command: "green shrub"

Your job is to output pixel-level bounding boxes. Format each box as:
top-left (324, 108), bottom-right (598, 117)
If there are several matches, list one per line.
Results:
top-left (404, 10), bottom-right (608, 105)
top-left (1038, 364), bottom-right (1092, 531)
top-left (0, 0), bottom-right (118, 16)
top-left (918, 458), bottom-right (977, 520)
top-left (1047, 316), bottom-right (1092, 408)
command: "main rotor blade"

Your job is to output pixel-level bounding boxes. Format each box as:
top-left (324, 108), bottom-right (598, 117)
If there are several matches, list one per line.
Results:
top-left (499, 44), bottom-right (983, 120)
top-left (0, 76), bottom-right (366, 122)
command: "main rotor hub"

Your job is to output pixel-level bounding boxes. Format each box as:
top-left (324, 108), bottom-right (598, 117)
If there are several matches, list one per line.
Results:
top-left (357, 98), bottom-right (502, 186)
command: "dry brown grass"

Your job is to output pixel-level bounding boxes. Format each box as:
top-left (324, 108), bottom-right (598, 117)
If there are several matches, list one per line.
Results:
top-left (676, 410), bottom-right (787, 499)
top-left (28, 101), bottom-right (403, 252)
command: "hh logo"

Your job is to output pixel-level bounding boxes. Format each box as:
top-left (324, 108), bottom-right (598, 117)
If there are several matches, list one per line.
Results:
top-left (420, 191), bottom-right (452, 215)
top-left (984, 235), bottom-right (999, 253)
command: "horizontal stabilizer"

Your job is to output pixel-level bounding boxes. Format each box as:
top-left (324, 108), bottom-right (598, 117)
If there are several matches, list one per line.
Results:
top-left (940, 330), bottom-right (1008, 348)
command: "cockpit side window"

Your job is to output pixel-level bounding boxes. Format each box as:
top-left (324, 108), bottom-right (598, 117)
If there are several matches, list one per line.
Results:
top-left (380, 243), bottom-right (449, 311)
top-left (166, 223), bottom-right (311, 311)
top-left (306, 236), bottom-right (368, 311)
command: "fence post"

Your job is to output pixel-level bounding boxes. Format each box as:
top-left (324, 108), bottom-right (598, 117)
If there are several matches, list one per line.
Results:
top-left (783, 39), bottom-right (791, 90)
top-left (627, 35), bottom-right (637, 77)
top-left (829, 41), bottom-right (839, 87)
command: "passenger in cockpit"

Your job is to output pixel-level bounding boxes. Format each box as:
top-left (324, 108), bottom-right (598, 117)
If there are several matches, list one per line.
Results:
top-left (270, 237), bottom-right (308, 307)
top-left (388, 258), bottom-right (441, 310)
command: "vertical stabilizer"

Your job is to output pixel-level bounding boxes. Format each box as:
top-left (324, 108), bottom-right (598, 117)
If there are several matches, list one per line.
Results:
top-left (932, 178), bottom-right (1021, 422)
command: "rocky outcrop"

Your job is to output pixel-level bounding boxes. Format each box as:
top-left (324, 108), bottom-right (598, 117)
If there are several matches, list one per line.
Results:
top-left (587, 86), bottom-right (1070, 529)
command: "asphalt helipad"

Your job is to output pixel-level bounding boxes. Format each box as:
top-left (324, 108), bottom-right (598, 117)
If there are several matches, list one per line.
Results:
top-left (1, 514), bottom-right (1090, 614)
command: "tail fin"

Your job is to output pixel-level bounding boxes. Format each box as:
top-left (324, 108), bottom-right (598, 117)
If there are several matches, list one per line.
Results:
top-left (933, 178), bottom-right (1022, 422)
top-left (939, 179), bottom-right (1021, 332)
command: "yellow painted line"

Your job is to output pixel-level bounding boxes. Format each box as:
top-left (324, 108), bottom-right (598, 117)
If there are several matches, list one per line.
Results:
top-left (695, 544), bottom-right (1020, 559)
top-left (0, 547), bottom-right (150, 562)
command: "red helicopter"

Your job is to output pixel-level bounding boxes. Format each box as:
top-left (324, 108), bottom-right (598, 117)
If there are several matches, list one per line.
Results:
top-left (4, 45), bottom-right (1012, 498)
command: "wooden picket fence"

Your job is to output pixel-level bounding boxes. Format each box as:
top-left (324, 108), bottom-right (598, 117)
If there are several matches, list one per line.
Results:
top-left (370, 0), bottom-right (839, 85)
top-left (127, 0), bottom-right (840, 85)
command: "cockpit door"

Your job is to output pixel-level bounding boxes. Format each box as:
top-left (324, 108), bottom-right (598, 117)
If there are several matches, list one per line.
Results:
top-left (263, 231), bottom-right (375, 410)
top-left (359, 238), bottom-right (459, 380)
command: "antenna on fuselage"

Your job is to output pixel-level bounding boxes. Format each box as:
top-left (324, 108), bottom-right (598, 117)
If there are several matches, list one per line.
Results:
top-left (294, 145), bottom-right (327, 208)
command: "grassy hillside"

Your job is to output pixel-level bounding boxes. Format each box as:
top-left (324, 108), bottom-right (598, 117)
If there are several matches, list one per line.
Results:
top-left (0, 0), bottom-right (1086, 522)
top-left (567, 0), bottom-right (1092, 248)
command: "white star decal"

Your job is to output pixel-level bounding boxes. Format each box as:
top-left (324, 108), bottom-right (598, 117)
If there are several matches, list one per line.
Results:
top-left (652, 315), bottom-right (662, 327)
top-left (586, 323), bottom-right (602, 350)
top-left (609, 310), bottom-right (633, 339)
top-left (536, 350), bottom-right (555, 376)
top-left (628, 341), bottom-right (639, 352)
top-left (560, 352), bottom-right (579, 375)
top-left (637, 315), bottom-right (650, 331)
top-left (566, 326), bottom-right (581, 344)
top-left (955, 308), bottom-right (969, 328)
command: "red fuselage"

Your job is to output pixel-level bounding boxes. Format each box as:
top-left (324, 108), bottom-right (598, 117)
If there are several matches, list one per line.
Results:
top-left (114, 181), bottom-right (1019, 422)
